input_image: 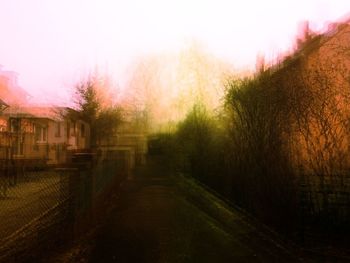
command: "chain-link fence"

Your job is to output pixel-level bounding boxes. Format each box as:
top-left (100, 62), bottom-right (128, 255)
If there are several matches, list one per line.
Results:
top-left (298, 174), bottom-right (350, 246)
top-left (0, 149), bottom-right (130, 262)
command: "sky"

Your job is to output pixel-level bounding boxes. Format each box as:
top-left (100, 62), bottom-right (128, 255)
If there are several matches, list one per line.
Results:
top-left (0, 0), bottom-right (349, 104)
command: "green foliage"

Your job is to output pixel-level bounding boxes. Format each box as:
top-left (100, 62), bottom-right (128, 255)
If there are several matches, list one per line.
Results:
top-left (155, 103), bottom-right (229, 193)
top-left (177, 104), bottom-right (214, 155)
top-left (153, 72), bottom-right (298, 234)
top-left (95, 106), bottom-right (123, 144)
top-left (150, 43), bottom-right (350, 241)
top-left (75, 79), bottom-right (123, 147)
top-left (76, 80), bottom-right (100, 124)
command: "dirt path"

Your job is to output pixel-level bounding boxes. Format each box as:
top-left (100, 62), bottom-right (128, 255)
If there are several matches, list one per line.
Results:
top-left (55, 157), bottom-right (307, 263)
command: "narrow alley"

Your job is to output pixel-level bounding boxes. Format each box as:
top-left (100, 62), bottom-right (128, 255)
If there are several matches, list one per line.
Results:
top-left (55, 157), bottom-right (308, 263)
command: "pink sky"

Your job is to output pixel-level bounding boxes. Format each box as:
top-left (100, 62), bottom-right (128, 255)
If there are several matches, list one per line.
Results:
top-left (0, 0), bottom-right (349, 104)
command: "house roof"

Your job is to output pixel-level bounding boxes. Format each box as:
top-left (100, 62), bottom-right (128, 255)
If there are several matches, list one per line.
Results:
top-left (2, 106), bottom-right (79, 121)
top-left (0, 98), bottom-right (9, 114)
top-left (0, 98), bottom-right (8, 106)
top-left (268, 20), bottom-right (350, 75)
top-left (0, 98), bottom-right (9, 108)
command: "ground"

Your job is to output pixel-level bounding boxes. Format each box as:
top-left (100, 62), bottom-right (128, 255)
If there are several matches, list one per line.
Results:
top-left (0, 170), bottom-right (63, 240)
top-left (51, 157), bottom-right (319, 263)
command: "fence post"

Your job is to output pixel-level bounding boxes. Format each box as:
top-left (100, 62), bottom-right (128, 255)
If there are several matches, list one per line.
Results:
top-left (70, 152), bottom-right (96, 237)
top-left (55, 167), bottom-right (79, 244)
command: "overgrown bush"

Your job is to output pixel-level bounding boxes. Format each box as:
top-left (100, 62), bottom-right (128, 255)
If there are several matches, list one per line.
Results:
top-left (176, 104), bottom-right (229, 192)
top-left (154, 61), bottom-right (350, 242)
top-left (224, 73), bottom-right (298, 234)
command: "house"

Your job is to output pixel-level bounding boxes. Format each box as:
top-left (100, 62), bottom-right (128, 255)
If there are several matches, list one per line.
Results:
top-left (266, 18), bottom-right (350, 176)
top-left (96, 110), bottom-right (148, 172)
top-left (0, 106), bottom-right (90, 165)
top-left (114, 118), bottom-right (148, 165)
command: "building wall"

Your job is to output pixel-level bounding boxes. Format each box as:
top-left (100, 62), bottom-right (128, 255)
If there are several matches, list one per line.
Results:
top-left (273, 23), bottom-right (350, 175)
top-left (0, 116), bottom-right (90, 165)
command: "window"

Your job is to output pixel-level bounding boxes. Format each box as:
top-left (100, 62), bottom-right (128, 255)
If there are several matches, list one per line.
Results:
top-left (55, 122), bottom-right (61, 137)
top-left (0, 119), bottom-right (7, 132)
top-left (67, 122), bottom-right (70, 138)
top-left (35, 124), bottom-right (47, 142)
top-left (81, 123), bottom-right (85, 137)
top-left (42, 127), bottom-right (47, 142)
top-left (70, 121), bottom-right (76, 136)
top-left (10, 118), bottom-right (20, 132)
top-left (21, 119), bottom-right (34, 133)
top-left (35, 125), bottom-right (40, 141)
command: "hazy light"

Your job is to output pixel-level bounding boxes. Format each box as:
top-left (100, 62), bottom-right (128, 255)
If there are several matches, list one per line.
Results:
top-left (0, 0), bottom-right (349, 103)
